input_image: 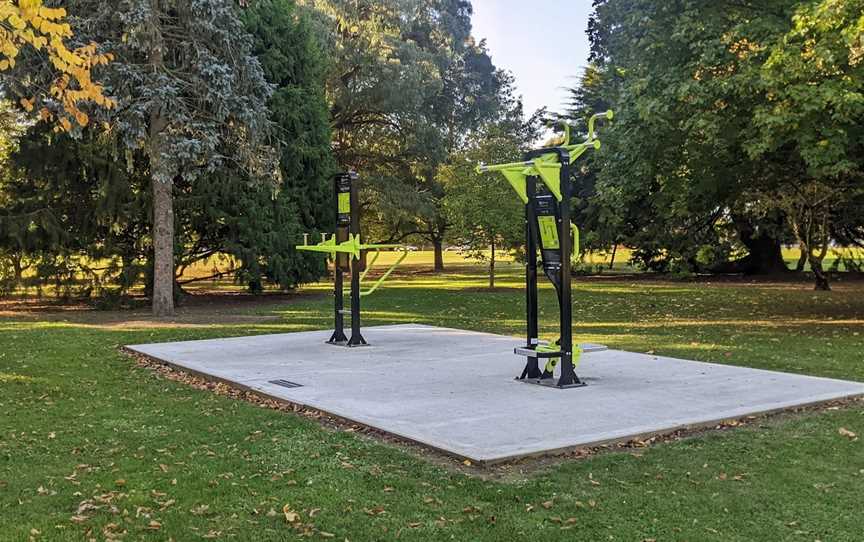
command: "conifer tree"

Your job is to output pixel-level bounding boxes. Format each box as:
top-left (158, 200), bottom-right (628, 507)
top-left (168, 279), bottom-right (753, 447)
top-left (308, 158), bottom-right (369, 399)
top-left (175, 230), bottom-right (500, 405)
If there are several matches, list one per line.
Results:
top-left (64, 0), bottom-right (277, 316)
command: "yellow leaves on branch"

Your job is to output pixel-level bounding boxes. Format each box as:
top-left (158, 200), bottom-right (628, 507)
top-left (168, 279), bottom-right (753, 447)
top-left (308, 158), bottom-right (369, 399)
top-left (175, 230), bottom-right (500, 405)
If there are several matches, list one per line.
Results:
top-left (0, 0), bottom-right (114, 132)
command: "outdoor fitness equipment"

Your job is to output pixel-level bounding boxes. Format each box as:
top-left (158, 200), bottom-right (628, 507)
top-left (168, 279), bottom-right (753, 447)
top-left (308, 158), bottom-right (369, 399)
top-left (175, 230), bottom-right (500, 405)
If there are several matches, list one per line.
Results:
top-left (296, 172), bottom-right (407, 346)
top-left (477, 110), bottom-right (613, 388)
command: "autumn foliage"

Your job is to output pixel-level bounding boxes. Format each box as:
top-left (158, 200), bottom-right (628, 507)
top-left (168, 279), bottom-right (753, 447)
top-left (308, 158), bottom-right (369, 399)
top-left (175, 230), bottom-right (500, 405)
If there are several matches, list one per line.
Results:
top-left (0, 0), bottom-right (113, 130)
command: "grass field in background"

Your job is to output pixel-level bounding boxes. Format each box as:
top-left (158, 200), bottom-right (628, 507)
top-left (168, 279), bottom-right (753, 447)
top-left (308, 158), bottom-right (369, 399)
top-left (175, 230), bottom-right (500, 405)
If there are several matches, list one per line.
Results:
top-left (1, 263), bottom-right (863, 541)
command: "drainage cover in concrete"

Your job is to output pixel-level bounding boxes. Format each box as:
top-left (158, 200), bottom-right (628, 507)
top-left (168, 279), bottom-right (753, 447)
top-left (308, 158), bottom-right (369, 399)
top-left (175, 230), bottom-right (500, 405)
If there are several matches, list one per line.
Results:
top-left (127, 324), bottom-right (864, 464)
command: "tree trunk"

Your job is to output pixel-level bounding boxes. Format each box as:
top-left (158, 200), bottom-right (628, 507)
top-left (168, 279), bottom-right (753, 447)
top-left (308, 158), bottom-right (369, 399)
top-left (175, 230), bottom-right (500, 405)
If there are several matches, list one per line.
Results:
top-left (147, 4), bottom-right (173, 317)
top-left (432, 237), bottom-right (444, 273)
top-left (11, 253), bottom-right (23, 283)
top-left (489, 240), bottom-right (495, 289)
top-left (811, 262), bottom-right (831, 291)
top-left (609, 243), bottom-right (618, 270)
top-left (795, 241), bottom-right (807, 272)
top-left (151, 177), bottom-right (175, 316)
top-left (809, 212), bottom-right (831, 291)
top-left (729, 214), bottom-right (789, 274)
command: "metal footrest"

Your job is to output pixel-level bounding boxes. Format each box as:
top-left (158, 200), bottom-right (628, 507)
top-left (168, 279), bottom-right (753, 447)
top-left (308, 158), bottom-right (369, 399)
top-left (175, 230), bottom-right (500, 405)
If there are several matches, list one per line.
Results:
top-left (515, 343), bottom-right (608, 358)
top-left (514, 347), bottom-right (564, 358)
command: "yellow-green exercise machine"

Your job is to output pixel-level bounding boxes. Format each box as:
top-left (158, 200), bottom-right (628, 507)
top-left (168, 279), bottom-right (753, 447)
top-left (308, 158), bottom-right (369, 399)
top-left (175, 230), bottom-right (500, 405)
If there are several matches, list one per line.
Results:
top-left (477, 110), bottom-right (613, 388)
top-left (296, 172), bottom-right (407, 346)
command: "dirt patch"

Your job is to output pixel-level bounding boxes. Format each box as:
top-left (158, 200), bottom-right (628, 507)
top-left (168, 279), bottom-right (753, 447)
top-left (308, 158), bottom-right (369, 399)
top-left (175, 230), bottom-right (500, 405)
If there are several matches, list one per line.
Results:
top-left (580, 272), bottom-right (864, 289)
top-left (0, 291), bottom-right (323, 327)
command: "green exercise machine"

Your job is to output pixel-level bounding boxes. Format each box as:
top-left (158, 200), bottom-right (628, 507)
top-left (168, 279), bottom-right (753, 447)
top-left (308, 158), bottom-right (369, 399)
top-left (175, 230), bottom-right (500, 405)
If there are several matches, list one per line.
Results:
top-left (296, 172), bottom-right (407, 346)
top-left (477, 110), bottom-right (613, 388)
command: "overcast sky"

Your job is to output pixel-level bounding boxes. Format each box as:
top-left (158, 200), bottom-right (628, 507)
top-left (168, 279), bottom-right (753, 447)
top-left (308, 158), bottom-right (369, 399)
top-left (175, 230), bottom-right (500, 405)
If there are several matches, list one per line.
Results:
top-left (470, 0), bottom-right (593, 116)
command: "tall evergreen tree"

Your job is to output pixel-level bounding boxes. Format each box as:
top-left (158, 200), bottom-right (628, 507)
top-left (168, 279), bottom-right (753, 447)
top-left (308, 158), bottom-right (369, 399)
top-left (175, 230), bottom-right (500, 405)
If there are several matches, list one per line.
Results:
top-left (64, 0), bottom-right (277, 316)
top-left (0, 0), bottom-right (334, 299)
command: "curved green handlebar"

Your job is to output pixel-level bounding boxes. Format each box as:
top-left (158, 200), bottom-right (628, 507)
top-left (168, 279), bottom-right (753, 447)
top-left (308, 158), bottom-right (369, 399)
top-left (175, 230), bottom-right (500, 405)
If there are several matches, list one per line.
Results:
top-left (587, 110), bottom-right (614, 142)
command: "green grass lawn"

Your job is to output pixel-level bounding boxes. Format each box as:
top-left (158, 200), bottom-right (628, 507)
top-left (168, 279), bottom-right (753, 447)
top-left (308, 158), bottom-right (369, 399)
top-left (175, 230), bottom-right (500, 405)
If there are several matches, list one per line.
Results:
top-left (2, 264), bottom-right (863, 541)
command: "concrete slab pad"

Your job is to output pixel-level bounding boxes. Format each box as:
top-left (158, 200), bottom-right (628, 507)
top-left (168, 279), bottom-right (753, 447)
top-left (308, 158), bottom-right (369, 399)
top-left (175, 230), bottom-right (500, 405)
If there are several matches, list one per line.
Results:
top-left (127, 324), bottom-right (864, 464)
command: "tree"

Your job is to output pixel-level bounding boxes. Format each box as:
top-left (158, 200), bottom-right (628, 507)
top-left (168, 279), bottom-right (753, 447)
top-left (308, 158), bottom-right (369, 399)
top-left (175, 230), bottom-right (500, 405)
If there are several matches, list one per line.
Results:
top-left (582, 0), bottom-right (802, 274)
top-left (441, 124), bottom-right (526, 288)
top-left (303, 0), bottom-right (513, 271)
top-left (0, 0), bottom-right (334, 299)
top-left (748, 0), bottom-right (864, 289)
top-left (63, 0), bottom-right (277, 316)
top-left (0, 0), bottom-right (112, 130)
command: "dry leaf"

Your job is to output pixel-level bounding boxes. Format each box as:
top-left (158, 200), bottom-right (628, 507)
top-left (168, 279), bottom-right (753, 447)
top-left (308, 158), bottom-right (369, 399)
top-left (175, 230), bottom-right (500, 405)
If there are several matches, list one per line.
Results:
top-left (839, 428), bottom-right (857, 440)
top-left (541, 501), bottom-right (554, 509)
top-left (365, 506), bottom-right (386, 516)
top-left (282, 504), bottom-right (301, 524)
top-left (191, 504), bottom-right (210, 516)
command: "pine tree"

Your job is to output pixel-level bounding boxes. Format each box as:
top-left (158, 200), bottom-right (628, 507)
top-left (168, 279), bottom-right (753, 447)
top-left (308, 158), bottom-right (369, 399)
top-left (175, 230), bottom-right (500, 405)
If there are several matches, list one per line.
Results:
top-left (0, 0), bottom-right (334, 298)
top-left (64, 0), bottom-right (277, 316)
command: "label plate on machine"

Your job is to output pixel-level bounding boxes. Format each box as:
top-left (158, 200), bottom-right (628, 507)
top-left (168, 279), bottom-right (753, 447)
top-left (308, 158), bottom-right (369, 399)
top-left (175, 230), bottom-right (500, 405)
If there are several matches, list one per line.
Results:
top-left (336, 174), bottom-right (352, 227)
top-left (532, 192), bottom-right (563, 290)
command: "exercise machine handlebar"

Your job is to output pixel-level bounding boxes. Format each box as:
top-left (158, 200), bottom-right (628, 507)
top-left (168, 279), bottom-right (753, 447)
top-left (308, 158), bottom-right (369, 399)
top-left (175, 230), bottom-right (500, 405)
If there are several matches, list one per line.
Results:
top-left (475, 139), bottom-right (601, 175)
top-left (587, 109), bottom-right (614, 142)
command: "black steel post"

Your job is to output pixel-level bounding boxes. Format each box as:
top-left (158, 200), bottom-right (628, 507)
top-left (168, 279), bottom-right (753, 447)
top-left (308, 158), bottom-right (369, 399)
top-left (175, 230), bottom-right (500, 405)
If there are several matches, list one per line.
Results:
top-left (346, 171), bottom-right (367, 347)
top-left (520, 175), bottom-right (542, 379)
top-left (556, 151), bottom-right (579, 387)
top-left (328, 174), bottom-right (348, 344)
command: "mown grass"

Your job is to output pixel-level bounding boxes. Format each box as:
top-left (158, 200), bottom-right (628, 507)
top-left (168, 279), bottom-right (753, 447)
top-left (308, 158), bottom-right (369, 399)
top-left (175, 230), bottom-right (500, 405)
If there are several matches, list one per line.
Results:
top-left (1, 264), bottom-right (863, 541)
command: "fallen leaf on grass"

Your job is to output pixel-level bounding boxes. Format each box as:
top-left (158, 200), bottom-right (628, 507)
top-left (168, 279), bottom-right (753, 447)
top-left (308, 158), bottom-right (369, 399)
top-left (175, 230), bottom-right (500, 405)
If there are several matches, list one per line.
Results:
top-left (839, 428), bottom-right (857, 440)
top-left (365, 506), bottom-right (386, 517)
top-left (146, 520), bottom-right (161, 530)
top-left (283, 504), bottom-right (301, 524)
top-left (541, 501), bottom-right (554, 509)
top-left (190, 504), bottom-right (210, 516)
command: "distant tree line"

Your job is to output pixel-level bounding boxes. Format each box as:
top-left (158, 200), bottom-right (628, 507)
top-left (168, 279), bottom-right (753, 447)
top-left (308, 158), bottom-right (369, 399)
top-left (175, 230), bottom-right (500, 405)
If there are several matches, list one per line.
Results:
top-left (0, 0), bottom-right (531, 313)
top-left (0, 0), bottom-right (860, 313)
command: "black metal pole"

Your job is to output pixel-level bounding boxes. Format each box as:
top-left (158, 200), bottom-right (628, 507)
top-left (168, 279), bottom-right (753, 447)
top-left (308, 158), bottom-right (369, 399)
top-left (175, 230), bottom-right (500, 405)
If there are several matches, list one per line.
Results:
top-left (521, 175), bottom-right (542, 379)
top-left (556, 151), bottom-right (579, 387)
top-left (346, 171), bottom-right (367, 347)
top-left (328, 174), bottom-right (348, 344)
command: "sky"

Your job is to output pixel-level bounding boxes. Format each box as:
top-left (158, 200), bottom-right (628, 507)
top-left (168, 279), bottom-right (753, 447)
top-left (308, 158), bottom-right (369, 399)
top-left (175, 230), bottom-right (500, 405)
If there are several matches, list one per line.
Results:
top-left (470, 0), bottom-right (593, 116)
